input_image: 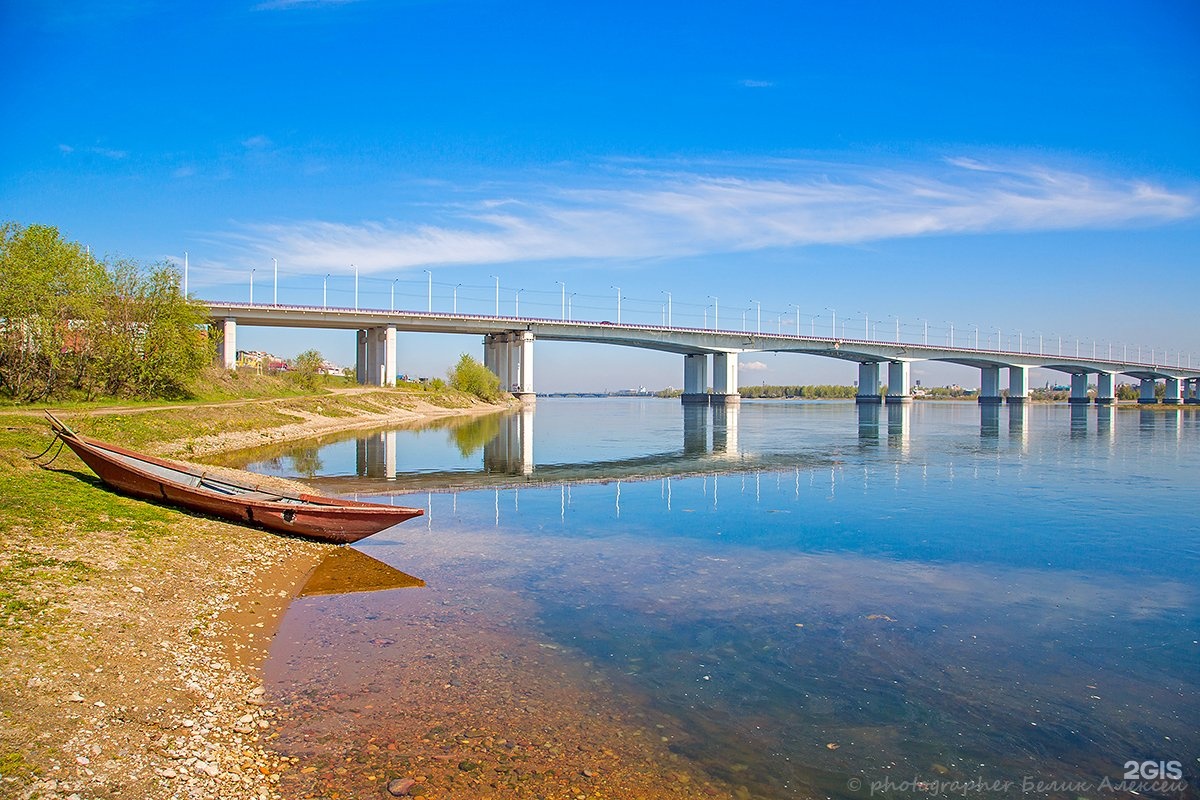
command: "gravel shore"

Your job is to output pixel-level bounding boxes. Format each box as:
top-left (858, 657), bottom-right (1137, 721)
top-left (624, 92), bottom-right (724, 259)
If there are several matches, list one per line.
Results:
top-left (1, 392), bottom-right (505, 800)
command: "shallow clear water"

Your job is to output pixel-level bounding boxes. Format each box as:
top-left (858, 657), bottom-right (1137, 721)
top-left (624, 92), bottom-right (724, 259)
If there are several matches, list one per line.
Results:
top-left (246, 400), bottom-right (1200, 798)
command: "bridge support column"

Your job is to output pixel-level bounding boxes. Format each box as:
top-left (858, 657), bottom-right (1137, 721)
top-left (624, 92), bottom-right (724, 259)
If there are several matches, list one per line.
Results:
top-left (1187, 378), bottom-right (1200, 405)
top-left (1095, 372), bottom-right (1116, 405)
top-left (383, 325), bottom-right (397, 386)
top-left (1163, 377), bottom-right (1182, 405)
top-left (885, 361), bottom-right (912, 404)
top-left (1007, 366), bottom-right (1029, 404)
top-left (514, 331), bottom-right (535, 403)
top-left (979, 366), bottom-right (1003, 405)
top-left (355, 329), bottom-right (367, 384)
top-left (483, 334), bottom-right (501, 382)
top-left (1069, 373), bottom-right (1090, 404)
top-left (368, 327), bottom-right (385, 385)
top-left (856, 362), bottom-right (882, 404)
top-left (682, 353), bottom-right (709, 405)
top-left (711, 352), bottom-right (740, 405)
top-left (215, 318), bottom-right (237, 370)
top-left (1139, 378), bottom-right (1158, 404)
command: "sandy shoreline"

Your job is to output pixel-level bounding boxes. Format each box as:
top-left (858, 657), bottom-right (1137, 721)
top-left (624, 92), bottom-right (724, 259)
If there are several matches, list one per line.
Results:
top-left (2, 391), bottom-right (508, 800)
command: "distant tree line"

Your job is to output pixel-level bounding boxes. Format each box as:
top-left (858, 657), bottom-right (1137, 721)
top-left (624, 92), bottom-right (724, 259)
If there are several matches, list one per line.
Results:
top-left (0, 222), bottom-right (210, 402)
top-left (740, 384), bottom-right (859, 399)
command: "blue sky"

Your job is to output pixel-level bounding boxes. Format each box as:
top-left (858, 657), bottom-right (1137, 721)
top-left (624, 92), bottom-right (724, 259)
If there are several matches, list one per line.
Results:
top-left (3, 0), bottom-right (1198, 390)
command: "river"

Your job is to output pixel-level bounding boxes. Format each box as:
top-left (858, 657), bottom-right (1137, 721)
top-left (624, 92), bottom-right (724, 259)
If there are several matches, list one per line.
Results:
top-left (233, 399), bottom-right (1200, 799)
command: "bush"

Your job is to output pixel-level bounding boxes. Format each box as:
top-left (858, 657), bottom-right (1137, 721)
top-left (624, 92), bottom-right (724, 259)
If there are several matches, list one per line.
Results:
top-left (447, 353), bottom-right (500, 400)
top-left (288, 349), bottom-right (325, 390)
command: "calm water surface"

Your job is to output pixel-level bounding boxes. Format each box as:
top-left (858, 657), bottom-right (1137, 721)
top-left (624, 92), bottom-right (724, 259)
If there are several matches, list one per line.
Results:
top-left (243, 400), bottom-right (1200, 798)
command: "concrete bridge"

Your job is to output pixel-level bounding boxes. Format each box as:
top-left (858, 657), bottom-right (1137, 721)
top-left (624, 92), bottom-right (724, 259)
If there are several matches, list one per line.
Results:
top-left (206, 301), bottom-right (1200, 406)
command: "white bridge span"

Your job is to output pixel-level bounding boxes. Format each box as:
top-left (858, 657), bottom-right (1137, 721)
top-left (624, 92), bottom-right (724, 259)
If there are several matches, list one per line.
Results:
top-left (206, 302), bottom-right (1200, 406)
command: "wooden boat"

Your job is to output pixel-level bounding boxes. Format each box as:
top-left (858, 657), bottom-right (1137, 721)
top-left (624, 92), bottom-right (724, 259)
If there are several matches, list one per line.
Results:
top-left (44, 413), bottom-right (423, 544)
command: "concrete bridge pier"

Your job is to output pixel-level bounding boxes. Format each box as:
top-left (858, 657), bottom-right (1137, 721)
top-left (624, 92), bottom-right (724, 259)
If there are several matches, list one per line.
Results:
top-left (1187, 378), bottom-right (1200, 404)
top-left (1139, 378), bottom-right (1158, 404)
top-left (856, 362), bottom-right (882, 404)
top-left (213, 318), bottom-right (237, 370)
top-left (1163, 377), bottom-right (1182, 405)
top-left (1008, 366), bottom-right (1029, 404)
top-left (979, 365), bottom-right (1003, 405)
top-left (711, 352), bottom-right (740, 405)
top-left (885, 360), bottom-right (912, 404)
top-left (355, 329), bottom-right (367, 384)
top-left (1069, 373), bottom-right (1090, 404)
top-left (1095, 372), bottom-right (1116, 405)
top-left (483, 332), bottom-right (535, 402)
top-left (682, 353), bottom-right (709, 405)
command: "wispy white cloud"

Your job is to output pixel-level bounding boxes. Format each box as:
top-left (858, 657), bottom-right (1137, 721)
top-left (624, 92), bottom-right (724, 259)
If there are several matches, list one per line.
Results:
top-left (220, 156), bottom-right (1199, 274)
top-left (58, 143), bottom-right (128, 160)
top-left (740, 360), bottom-right (769, 371)
top-left (739, 79), bottom-right (774, 88)
top-left (252, 0), bottom-right (358, 10)
top-left (241, 134), bottom-right (273, 149)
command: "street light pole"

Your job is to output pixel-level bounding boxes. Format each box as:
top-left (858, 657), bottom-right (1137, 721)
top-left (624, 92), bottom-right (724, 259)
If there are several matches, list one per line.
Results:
top-left (708, 296), bottom-right (718, 330)
top-left (249, 268), bottom-right (254, 304)
top-left (753, 300), bottom-right (762, 334)
top-left (661, 291), bottom-right (672, 326)
top-left (515, 288), bottom-right (524, 318)
top-left (858, 311), bottom-right (869, 340)
top-left (490, 276), bottom-right (499, 316)
top-left (323, 273), bottom-right (329, 309)
top-left (424, 270), bottom-right (432, 312)
top-left (791, 304), bottom-right (801, 336)
top-left (390, 278), bottom-right (398, 312)
top-left (272, 258), bottom-right (278, 305)
top-left (557, 281), bottom-right (566, 320)
top-left (611, 286), bottom-right (621, 324)
top-left (353, 264), bottom-right (358, 311)
top-left (453, 283), bottom-right (461, 313)
top-left (825, 307), bottom-right (835, 338)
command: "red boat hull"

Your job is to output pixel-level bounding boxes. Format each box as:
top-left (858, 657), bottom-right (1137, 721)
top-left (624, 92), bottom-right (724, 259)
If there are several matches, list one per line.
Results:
top-left (51, 422), bottom-right (422, 544)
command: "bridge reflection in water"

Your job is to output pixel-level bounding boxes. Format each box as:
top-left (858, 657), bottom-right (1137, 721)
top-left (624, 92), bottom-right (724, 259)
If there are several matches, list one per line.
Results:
top-left (307, 400), bottom-right (1183, 496)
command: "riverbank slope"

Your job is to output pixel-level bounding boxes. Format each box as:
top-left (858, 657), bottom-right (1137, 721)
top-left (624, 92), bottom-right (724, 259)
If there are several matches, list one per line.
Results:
top-left (0, 386), bottom-right (510, 800)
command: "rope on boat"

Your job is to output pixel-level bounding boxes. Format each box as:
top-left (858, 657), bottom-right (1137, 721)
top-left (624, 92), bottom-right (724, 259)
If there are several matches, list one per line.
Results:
top-left (25, 432), bottom-right (62, 461)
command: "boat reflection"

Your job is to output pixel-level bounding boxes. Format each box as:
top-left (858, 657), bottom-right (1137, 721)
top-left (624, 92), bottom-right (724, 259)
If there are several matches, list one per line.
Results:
top-left (297, 546), bottom-right (425, 597)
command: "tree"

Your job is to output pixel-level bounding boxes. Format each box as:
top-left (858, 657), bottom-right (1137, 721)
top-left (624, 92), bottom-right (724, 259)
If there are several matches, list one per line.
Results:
top-left (289, 349), bottom-right (326, 390)
top-left (0, 222), bottom-right (106, 401)
top-left (0, 221), bottom-right (210, 402)
top-left (447, 353), bottom-right (501, 400)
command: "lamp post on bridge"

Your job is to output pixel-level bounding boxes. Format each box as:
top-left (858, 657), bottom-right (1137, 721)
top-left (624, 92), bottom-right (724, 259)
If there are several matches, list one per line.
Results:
top-left (708, 296), bottom-right (718, 330)
top-left (890, 315), bottom-right (900, 344)
top-left (353, 264), bottom-right (358, 311)
top-left (611, 286), bottom-right (622, 324)
top-left (390, 278), bottom-right (398, 312)
top-left (791, 304), bottom-right (801, 336)
top-left (424, 270), bottom-right (432, 312)
top-left (323, 273), bottom-right (329, 309)
top-left (825, 308), bottom-right (836, 339)
top-left (515, 288), bottom-right (524, 318)
top-left (945, 321), bottom-right (954, 347)
top-left (272, 258), bottom-right (277, 306)
top-left (917, 318), bottom-right (928, 346)
top-left (568, 292), bottom-right (576, 322)
top-left (490, 276), bottom-right (500, 317)
top-left (858, 310), bottom-right (869, 340)
top-left (453, 283), bottom-right (461, 314)
top-left (754, 300), bottom-right (763, 334)
top-left (742, 308), bottom-right (749, 332)
top-left (661, 291), bottom-right (672, 327)
top-left (557, 281), bottom-right (566, 320)
top-left (249, 268), bottom-right (254, 304)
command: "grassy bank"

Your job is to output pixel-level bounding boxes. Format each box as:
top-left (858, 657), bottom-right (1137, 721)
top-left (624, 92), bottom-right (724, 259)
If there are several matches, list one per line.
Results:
top-left (0, 381), bottom-right (509, 799)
